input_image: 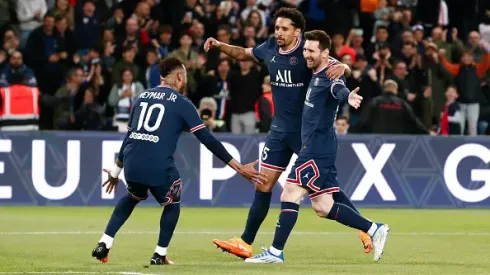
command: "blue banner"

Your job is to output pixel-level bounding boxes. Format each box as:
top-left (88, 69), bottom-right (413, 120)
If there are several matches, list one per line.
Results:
top-left (0, 132), bottom-right (489, 208)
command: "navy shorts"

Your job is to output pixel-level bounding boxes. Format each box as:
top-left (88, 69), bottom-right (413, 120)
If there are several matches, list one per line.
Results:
top-left (285, 155), bottom-right (340, 199)
top-left (125, 166), bottom-right (182, 206)
top-left (260, 130), bottom-right (301, 172)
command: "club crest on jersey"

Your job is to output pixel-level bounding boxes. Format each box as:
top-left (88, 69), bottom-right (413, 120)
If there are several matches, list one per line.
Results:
top-left (289, 56), bottom-right (298, 66)
top-left (314, 78), bottom-right (319, 86)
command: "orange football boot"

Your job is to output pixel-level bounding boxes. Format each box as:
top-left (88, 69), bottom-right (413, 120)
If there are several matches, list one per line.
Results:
top-left (359, 231), bottom-right (374, 253)
top-left (213, 237), bottom-right (252, 259)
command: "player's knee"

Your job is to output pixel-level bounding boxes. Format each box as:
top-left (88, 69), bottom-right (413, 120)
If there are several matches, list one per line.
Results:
top-left (311, 194), bottom-right (334, 218)
top-left (255, 169), bottom-right (281, 192)
top-left (280, 184), bottom-right (306, 204)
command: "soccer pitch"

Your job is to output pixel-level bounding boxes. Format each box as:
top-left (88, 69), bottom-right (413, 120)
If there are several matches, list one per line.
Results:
top-left (0, 207), bottom-right (489, 275)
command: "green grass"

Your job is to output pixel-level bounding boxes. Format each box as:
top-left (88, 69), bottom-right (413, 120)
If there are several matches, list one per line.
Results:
top-left (1, 207), bottom-right (490, 275)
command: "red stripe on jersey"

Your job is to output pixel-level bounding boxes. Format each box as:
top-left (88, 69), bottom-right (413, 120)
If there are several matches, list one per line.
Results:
top-left (190, 124), bottom-right (206, 133)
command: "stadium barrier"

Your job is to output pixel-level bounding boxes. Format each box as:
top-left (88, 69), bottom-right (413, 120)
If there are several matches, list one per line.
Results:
top-left (0, 132), bottom-right (489, 208)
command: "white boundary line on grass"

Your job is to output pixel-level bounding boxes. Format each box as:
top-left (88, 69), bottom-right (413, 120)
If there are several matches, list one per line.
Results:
top-left (0, 273), bottom-right (162, 275)
top-left (0, 231), bottom-right (489, 236)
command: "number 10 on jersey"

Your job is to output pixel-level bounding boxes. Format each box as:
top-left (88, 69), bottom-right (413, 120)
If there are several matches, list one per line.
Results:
top-left (137, 102), bottom-right (165, 132)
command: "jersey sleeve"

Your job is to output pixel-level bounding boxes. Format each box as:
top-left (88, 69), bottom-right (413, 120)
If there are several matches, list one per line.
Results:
top-left (116, 103), bottom-right (136, 162)
top-left (181, 98), bottom-right (206, 133)
top-left (250, 37), bottom-right (272, 63)
top-left (330, 79), bottom-right (349, 103)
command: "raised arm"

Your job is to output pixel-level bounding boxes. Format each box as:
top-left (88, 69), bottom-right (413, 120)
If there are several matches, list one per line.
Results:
top-left (204, 37), bottom-right (255, 61)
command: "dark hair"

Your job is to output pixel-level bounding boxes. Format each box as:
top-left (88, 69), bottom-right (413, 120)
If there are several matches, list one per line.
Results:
top-left (54, 14), bottom-right (66, 22)
top-left (336, 115), bottom-right (349, 123)
top-left (304, 30), bottom-right (332, 51)
top-left (376, 25), bottom-right (388, 32)
top-left (273, 7), bottom-right (305, 31)
top-left (122, 44), bottom-right (134, 53)
top-left (218, 58), bottom-right (231, 66)
top-left (217, 24), bottom-right (232, 34)
top-left (158, 25), bottom-right (173, 35)
top-left (159, 57), bottom-right (184, 78)
top-left (403, 42), bottom-right (416, 48)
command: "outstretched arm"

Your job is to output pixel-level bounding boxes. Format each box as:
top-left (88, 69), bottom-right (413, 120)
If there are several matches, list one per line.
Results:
top-left (204, 37), bottom-right (255, 61)
top-left (183, 100), bottom-right (267, 184)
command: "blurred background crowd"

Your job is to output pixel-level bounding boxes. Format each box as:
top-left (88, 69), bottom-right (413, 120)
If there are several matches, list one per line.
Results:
top-left (0, 0), bottom-right (489, 136)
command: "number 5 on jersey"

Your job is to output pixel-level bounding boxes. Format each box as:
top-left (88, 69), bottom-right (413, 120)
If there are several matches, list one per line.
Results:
top-left (262, 147), bottom-right (270, 161)
top-left (137, 102), bottom-right (165, 132)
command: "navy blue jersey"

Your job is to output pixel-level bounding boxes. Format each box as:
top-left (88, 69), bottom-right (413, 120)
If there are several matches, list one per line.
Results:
top-left (121, 85), bottom-right (205, 186)
top-left (251, 37), bottom-right (339, 132)
top-left (301, 67), bottom-right (349, 157)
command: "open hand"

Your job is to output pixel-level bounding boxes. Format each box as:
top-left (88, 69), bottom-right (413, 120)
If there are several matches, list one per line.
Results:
top-left (102, 168), bottom-right (119, 194)
top-left (237, 160), bottom-right (268, 185)
top-left (348, 87), bottom-right (363, 109)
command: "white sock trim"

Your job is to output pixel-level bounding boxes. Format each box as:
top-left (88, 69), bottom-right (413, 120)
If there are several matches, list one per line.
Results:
top-left (99, 234), bottom-right (114, 249)
top-left (367, 223), bottom-right (378, 237)
top-left (155, 246), bottom-right (167, 256)
top-left (269, 246), bottom-right (282, 256)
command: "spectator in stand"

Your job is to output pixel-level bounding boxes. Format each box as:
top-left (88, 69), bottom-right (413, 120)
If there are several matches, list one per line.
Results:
top-left (345, 28), bottom-right (365, 56)
top-left (373, 42), bottom-right (394, 84)
top-left (245, 10), bottom-right (268, 42)
top-left (366, 26), bottom-right (390, 62)
top-left (431, 26), bottom-right (464, 63)
top-left (439, 85), bottom-right (462, 135)
top-left (418, 42), bottom-right (453, 126)
top-left (372, 0), bottom-right (391, 39)
top-left (74, 0), bottom-right (99, 53)
top-left (170, 33), bottom-right (203, 98)
top-left (190, 21), bottom-right (206, 52)
top-left (332, 33), bottom-right (357, 62)
top-left (112, 45), bottom-right (140, 86)
top-left (0, 50), bottom-right (37, 87)
top-left (467, 31), bottom-right (486, 62)
top-left (24, 14), bottom-right (60, 94)
top-left (2, 29), bottom-right (20, 56)
top-left (144, 49), bottom-right (158, 89)
top-left (53, 67), bottom-right (85, 130)
top-left (255, 75), bottom-right (273, 133)
top-left (335, 115), bottom-right (350, 135)
top-left (152, 25), bottom-right (173, 60)
top-left (108, 68), bottom-right (144, 132)
top-left (241, 0), bottom-right (267, 28)
top-left (50, 0), bottom-right (75, 30)
top-left (356, 79), bottom-right (435, 135)
top-left (55, 15), bottom-right (75, 72)
top-left (348, 54), bottom-right (381, 126)
top-left (16, 0), bottom-right (48, 49)
top-left (73, 87), bottom-right (105, 130)
top-left (115, 17), bottom-right (144, 64)
top-left (198, 58), bottom-right (232, 124)
top-left (199, 97), bottom-right (227, 132)
top-left (440, 48), bottom-right (490, 135)
top-left (229, 60), bottom-right (262, 134)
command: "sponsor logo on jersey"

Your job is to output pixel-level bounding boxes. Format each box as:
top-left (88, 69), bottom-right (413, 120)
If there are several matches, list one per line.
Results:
top-left (271, 69), bottom-right (305, 88)
top-left (129, 132), bottom-right (160, 143)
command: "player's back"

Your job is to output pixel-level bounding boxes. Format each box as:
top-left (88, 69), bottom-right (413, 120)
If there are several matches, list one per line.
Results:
top-left (301, 68), bottom-right (345, 157)
top-left (122, 85), bottom-right (200, 186)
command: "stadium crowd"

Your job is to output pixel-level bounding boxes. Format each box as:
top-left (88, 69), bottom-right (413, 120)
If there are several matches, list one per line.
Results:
top-left (0, 0), bottom-right (489, 135)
